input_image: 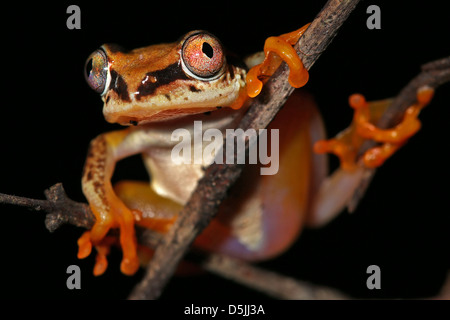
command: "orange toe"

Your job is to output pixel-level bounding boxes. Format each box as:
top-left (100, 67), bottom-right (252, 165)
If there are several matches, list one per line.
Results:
top-left (77, 231), bottom-right (92, 259)
top-left (120, 256), bottom-right (140, 276)
top-left (93, 253), bottom-right (109, 276)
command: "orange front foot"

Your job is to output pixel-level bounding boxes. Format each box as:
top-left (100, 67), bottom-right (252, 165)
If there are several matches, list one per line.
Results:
top-left (314, 86), bottom-right (434, 170)
top-left (246, 24), bottom-right (311, 98)
top-left (78, 181), bottom-right (181, 276)
top-left (78, 131), bottom-right (143, 276)
top-left (77, 184), bottom-right (141, 276)
top-left (78, 230), bottom-right (158, 276)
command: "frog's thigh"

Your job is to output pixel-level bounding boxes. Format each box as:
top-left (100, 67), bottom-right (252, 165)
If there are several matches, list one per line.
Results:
top-left (307, 167), bottom-right (365, 227)
top-left (114, 180), bottom-right (180, 232)
top-left (196, 90), bottom-right (327, 261)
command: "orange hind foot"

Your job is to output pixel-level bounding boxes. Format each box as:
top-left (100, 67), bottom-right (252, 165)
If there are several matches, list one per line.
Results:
top-left (314, 86), bottom-right (434, 170)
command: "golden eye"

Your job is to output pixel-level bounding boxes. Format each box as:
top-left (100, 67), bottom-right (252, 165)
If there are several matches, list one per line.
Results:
top-left (84, 49), bottom-right (109, 94)
top-left (181, 32), bottom-right (225, 80)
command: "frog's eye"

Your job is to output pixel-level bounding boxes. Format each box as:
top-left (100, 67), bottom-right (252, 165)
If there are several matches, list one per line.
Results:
top-left (181, 32), bottom-right (225, 80)
top-left (84, 49), bottom-right (110, 95)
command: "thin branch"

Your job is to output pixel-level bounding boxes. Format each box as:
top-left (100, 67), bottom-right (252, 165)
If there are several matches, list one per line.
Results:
top-left (0, 183), bottom-right (94, 232)
top-left (365, 56), bottom-right (450, 141)
top-left (202, 254), bottom-right (349, 300)
top-left (127, 0), bottom-right (362, 300)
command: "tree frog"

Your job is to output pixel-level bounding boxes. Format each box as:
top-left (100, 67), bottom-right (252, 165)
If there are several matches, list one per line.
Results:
top-left (81, 27), bottom-right (433, 276)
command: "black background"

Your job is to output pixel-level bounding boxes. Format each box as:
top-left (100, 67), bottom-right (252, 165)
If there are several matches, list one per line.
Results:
top-left (0, 0), bottom-right (449, 300)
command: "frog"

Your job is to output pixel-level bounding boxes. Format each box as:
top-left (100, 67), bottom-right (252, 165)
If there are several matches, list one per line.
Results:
top-left (80, 26), bottom-right (434, 276)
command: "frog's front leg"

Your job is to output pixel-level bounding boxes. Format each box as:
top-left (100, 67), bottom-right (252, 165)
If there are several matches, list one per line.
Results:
top-left (246, 24), bottom-right (311, 98)
top-left (77, 128), bottom-right (158, 276)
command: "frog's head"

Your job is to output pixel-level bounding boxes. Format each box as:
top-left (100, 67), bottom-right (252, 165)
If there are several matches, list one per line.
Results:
top-left (84, 31), bottom-right (247, 125)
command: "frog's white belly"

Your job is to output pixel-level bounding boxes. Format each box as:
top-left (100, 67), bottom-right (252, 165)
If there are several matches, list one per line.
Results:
top-left (140, 107), bottom-right (245, 204)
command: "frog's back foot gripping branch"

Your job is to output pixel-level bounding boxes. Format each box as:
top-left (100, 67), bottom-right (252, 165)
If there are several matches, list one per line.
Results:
top-left (314, 86), bottom-right (435, 170)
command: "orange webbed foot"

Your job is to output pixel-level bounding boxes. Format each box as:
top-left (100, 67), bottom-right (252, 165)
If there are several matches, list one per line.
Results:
top-left (314, 86), bottom-right (434, 170)
top-left (246, 24), bottom-right (311, 98)
top-left (77, 190), bottom-right (140, 276)
top-left (77, 180), bottom-right (180, 275)
top-left (77, 231), bottom-right (116, 276)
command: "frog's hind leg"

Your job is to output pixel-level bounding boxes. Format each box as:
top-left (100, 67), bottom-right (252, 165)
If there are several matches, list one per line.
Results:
top-left (309, 87), bottom-right (435, 227)
top-left (307, 96), bottom-right (393, 227)
top-left (306, 166), bottom-right (366, 227)
top-left (195, 91), bottom-right (328, 260)
top-left (114, 180), bottom-right (180, 232)
top-left (314, 87), bottom-right (434, 170)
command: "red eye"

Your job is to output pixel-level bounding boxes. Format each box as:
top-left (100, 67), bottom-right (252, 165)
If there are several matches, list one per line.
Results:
top-left (181, 32), bottom-right (225, 80)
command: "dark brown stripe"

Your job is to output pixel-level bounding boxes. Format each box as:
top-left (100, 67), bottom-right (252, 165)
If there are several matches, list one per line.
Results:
top-left (228, 64), bottom-right (235, 80)
top-left (109, 69), bottom-right (131, 102)
top-left (136, 62), bottom-right (189, 100)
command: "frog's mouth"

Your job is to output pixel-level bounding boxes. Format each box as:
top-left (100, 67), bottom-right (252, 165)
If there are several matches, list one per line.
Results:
top-left (105, 106), bottom-right (221, 126)
top-left (102, 73), bottom-right (246, 125)
top-left (103, 88), bottom-right (244, 125)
